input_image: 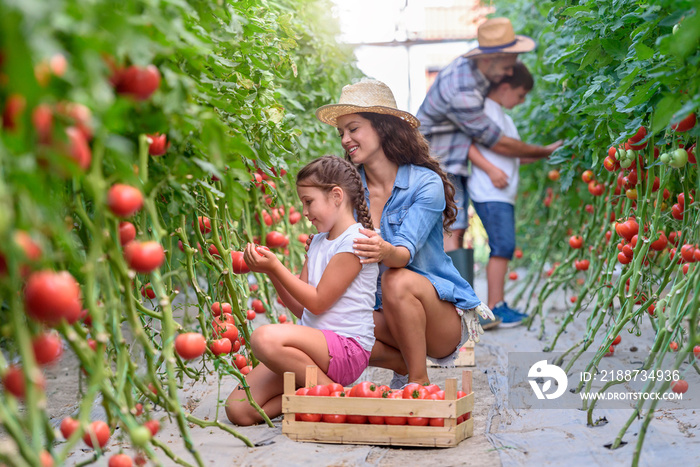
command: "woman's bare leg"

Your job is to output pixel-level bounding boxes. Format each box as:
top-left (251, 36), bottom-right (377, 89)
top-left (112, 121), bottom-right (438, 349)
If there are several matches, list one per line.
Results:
top-left (369, 310), bottom-right (408, 375)
top-left (380, 268), bottom-right (462, 384)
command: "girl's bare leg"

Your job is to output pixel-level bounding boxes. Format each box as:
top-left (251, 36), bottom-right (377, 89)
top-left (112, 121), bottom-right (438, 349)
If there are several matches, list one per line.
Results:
top-left (225, 362), bottom-right (283, 426)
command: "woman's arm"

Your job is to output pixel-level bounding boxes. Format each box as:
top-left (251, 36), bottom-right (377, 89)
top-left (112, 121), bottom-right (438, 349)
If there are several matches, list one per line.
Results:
top-left (353, 172), bottom-right (444, 267)
top-left (243, 243), bottom-right (361, 315)
top-left (468, 144), bottom-right (508, 189)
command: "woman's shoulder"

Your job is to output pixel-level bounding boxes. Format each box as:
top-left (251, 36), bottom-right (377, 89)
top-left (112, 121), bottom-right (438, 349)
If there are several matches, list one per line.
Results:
top-left (406, 165), bottom-right (443, 188)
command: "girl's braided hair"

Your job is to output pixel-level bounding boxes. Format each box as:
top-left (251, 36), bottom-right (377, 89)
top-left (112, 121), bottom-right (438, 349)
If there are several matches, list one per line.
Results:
top-left (353, 112), bottom-right (457, 231)
top-left (296, 155), bottom-right (373, 230)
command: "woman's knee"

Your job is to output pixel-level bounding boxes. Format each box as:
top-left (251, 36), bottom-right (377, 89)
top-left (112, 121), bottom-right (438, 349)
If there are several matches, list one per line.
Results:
top-left (381, 268), bottom-right (410, 299)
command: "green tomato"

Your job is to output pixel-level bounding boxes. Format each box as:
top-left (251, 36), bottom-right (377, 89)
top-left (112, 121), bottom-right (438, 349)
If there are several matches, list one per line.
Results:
top-left (670, 148), bottom-right (688, 168)
top-left (625, 149), bottom-right (636, 160)
top-left (130, 425), bottom-right (152, 447)
top-left (659, 152), bottom-right (671, 164)
top-left (619, 158), bottom-right (633, 169)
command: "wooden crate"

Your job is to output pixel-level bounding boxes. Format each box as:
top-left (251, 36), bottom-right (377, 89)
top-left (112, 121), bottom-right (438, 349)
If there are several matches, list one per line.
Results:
top-left (281, 366), bottom-right (474, 448)
top-left (427, 340), bottom-right (475, 367)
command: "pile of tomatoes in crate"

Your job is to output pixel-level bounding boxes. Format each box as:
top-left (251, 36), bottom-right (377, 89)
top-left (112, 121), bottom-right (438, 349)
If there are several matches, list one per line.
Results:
top-left (294, 381), bottom-right (470, 426)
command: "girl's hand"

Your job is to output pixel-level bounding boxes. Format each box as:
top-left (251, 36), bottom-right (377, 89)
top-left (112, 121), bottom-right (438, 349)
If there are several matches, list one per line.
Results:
top-left (304, 233), bottom-right (314, 253)
top-left (243, 243), bottom-right (278, 273)
top-left (353, 228), bottom-right (391, 264)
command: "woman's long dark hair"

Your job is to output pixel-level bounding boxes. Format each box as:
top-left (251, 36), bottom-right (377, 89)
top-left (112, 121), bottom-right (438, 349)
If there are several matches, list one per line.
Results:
top-left (353, 112), bottom-right (457, 231)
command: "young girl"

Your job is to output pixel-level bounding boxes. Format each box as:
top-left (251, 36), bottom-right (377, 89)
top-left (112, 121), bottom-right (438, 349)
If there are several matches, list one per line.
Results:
top-left (225, 155), bottom-right (378, 426)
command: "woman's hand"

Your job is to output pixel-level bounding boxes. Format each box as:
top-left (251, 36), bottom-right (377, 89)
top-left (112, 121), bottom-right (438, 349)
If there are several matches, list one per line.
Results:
top-left (242, 243), bottom-right (278, 273)
top-left (353, 228), bottom-right (392, 264)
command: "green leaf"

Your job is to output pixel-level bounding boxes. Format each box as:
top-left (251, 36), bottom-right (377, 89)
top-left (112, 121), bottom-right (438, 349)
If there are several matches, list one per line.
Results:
top-left (651, 94), bottom-right (682, 134)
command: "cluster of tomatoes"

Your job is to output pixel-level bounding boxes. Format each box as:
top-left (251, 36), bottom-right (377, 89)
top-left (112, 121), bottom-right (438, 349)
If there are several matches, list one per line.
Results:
top-left (294, 381), bottom-right (471, 427)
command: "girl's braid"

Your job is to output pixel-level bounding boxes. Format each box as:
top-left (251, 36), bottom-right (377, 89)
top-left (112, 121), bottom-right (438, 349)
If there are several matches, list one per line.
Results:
top-left (345, 163), bottom-right (373, 230)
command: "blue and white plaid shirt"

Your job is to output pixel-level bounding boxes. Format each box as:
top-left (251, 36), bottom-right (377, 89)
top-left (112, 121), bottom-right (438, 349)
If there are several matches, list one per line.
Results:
top-left (416, 56), bottom-right (503, 177)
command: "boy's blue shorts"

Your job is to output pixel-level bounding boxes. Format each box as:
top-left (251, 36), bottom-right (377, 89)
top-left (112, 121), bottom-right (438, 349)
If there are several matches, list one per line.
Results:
top-left (447, 174), bottom-right (469, 230)
top-left (472, 201), bottom-right (515, 260)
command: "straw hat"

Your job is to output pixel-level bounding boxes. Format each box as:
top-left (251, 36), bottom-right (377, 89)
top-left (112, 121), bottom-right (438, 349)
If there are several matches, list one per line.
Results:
top-left (463, 17), bottom-right (535, 58)
top-left (316, 79), bottom-right (420, 128)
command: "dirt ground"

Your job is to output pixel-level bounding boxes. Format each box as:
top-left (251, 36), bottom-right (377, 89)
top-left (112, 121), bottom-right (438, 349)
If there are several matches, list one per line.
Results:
top-left (5, 267), bottom-right (700, 466)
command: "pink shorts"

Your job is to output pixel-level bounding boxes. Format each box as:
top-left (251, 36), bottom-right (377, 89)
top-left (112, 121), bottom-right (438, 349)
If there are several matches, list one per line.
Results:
top-left (320, 330), bottom-right (371, 387)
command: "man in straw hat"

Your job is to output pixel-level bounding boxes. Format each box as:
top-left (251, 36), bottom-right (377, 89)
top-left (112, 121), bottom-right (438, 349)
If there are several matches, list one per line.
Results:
top-left (416, 17), bottom-right (562, 328)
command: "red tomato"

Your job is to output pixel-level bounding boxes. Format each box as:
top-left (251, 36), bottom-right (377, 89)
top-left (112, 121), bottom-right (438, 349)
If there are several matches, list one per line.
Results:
top-left (687, 143), bottom-right (696, 164)
top-left (423, 383), bottom-right (441, 395)
top-left (147, 133), bottom-right (168, 156)
top-left (407, 416), bottom-right (430, 426)
top-left (278, 314), bottom-right (287, 323)
top-left (245, 309), bottom-right (255, 320)
top-left (124, 241), bottom-right (165, 273)
top-left (402, 383), bottom-right (429, 400)
top-left (429, 418), bottom-right (445, 427)
top-left (107, 184), bottom-right (143, 218)
top-left (108, 454), bottom-right (133, 467)
top-left (175, 333), bottom-right (206, 360)
top-left (251, 299), bottom-right (265, 314)
top-left (670, 113), bottom-right (696, 132)
top-left (669, 341), bottom-right (679, 351)
top-left (570, 296), bottom-right (577, 303)
top-left (574, 259), bottom-right (590, 271)
top-left (326, 383), bottom-right (344, 393)
top-left (617, 252), bottom-right (632, 265)
top-left (627, 126), bottom-right (647, 147)
top-left (32, 103), bottom-right (53, 144)
top-left (24, 270), bottom-right (82, 326)
top-left (650, 232), bottom-right (668, 251)
top-left (384, 391), bottom-right (407, 425)
top-left (603, 156), bottom-right (618, 172)
top-left (346, 415), bottom-right (368, 424)
top-left (300, 413), bottom-right (322, 422)
top-left (3, 365), bottom-right (46, 399)
top-left (671, 379), bottom-right (689, 394)
top-left (322, 412), bottom-right (348, 423)
top-left (113, 65), bottom-right (161, 100)
top-left (212, 318), bottom-right (238, 343)
top-left (31, 332), bottom-right (63, 365)
top-left (232, 354), bottom-right (248, 370)
top-left (693, 345), bottom-right (700, 359)
top-left (2, 93), bottom-right (26, 131)
top-left (350, 381), bottom-right (382, 398)
top-left (297, 233), bottom-right (309, 244)
top-left (307, 385), bottom-right (330, 397)
top-left (508, 271), bottom-right (518, 280)
top-left (367, 415), bottom-right (385, 424)
top-left (211, 302), bottom-right (232, 316)
top-left (547, 170), bottom-right (560, 181)
top-left (134, 403), bottom-right (143, 416)
top-left (231, 251), bottom-right (250, 274)
top-left (118, 221), bottom-right (136, 246)
top-left (680, 244), bottom-right (696, 262)
top-left (615, 219), bottom-right (638, 241)
top-left (587, 180), bottom-right (605, 196)
top-left (581, 170), bottom-right (594, 183)
top-left (60, 416), bottom-right (80, 439)
top-left (83, 420), bottom-right (110, 448)
top-left (569, 235), bottom-right (583, 249)
top-left (612, 335), bottom-right (621, 346)
top-left (266, 231), bottom-right (288, 248)
top-left (514, 247), bottom-right (523, 259)
top-left (289, 211), bottom-right (302, 225)
top-left (209, 338), bottom-right (232, 356)
top-left (143, 419), bottom-right (160, 436)
top-left (141, 283), bottom-right (155, 299)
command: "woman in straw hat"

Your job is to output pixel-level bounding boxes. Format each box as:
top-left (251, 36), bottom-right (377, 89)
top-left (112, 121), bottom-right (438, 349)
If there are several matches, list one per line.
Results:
top-left (316, 79), bottom-right (494, 387)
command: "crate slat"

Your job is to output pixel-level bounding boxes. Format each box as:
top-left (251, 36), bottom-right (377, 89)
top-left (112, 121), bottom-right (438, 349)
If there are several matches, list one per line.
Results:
top-left (283, 418), bottom-right (474, 448)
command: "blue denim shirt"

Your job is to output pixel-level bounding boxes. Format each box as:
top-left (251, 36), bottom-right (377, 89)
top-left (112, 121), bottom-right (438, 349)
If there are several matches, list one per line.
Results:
top-left (359, 164), bottom-right (482, 311)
